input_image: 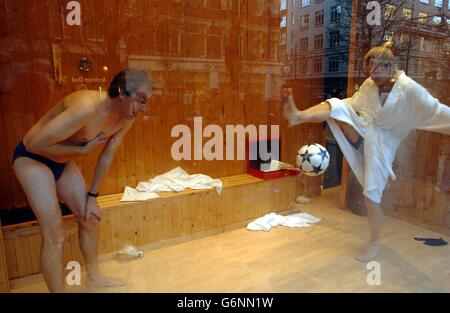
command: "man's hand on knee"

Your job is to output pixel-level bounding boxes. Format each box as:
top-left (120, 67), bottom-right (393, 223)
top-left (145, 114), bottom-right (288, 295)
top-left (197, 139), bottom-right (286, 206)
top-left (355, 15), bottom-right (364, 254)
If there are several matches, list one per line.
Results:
top-left (85, 197), bottom-right (102, 221)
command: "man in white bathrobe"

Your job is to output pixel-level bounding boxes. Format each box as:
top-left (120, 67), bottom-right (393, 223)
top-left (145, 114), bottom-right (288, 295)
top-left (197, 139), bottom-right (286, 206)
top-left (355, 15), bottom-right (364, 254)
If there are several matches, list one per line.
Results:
top-left (282, 42), bottom-right (450, 262)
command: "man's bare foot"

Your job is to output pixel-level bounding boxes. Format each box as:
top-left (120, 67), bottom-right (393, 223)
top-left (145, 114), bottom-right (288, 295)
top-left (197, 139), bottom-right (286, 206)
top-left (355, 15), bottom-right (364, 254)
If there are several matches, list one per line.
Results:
top-left (356, 241), bottom-right (381, 263)
top-left (86, 273), bottom-right (126, 288)
top-left (281, 88), bottom-right (301, 126)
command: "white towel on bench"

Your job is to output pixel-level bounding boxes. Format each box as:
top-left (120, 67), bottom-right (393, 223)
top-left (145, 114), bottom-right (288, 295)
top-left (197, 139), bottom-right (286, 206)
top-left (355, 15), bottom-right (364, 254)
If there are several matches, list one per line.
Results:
top-left (121, 167), bottom-right (223, 201)
top-left (247, 212), bottom-right (320, 231)
top-left (121, 186), bottom-right (159, 202)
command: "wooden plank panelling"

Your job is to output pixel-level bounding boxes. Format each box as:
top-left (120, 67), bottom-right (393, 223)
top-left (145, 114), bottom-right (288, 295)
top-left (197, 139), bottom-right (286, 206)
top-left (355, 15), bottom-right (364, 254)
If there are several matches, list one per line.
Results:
top-left (0, 0), bottom-right (319, 211)
top-left (0, 219), bottom-right (10, 292)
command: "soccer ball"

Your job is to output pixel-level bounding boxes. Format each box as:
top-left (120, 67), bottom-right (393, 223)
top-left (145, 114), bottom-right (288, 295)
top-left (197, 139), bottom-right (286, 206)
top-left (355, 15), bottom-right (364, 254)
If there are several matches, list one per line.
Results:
top-left (296, 144), bottom-right (330, 176)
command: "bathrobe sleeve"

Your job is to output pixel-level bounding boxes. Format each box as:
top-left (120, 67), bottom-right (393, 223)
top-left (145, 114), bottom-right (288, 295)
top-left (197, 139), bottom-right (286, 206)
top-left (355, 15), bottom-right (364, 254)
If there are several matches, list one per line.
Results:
top-left (412, 83), bottom-right (450, 135)
top-left (341, 84), bottom-right (366, 113)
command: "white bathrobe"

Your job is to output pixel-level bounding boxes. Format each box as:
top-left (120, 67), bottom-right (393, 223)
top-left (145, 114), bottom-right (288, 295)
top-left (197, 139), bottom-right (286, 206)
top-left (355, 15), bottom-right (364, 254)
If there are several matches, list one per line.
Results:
top-left (327, 71), bottom-right (450, 203)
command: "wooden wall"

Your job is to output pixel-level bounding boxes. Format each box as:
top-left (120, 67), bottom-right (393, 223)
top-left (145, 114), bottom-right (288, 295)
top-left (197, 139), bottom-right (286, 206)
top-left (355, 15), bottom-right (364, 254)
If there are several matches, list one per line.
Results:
top-left (381, 131), bottom-right (450, 235)
top-left (0, 0), bottom-right (323, 209)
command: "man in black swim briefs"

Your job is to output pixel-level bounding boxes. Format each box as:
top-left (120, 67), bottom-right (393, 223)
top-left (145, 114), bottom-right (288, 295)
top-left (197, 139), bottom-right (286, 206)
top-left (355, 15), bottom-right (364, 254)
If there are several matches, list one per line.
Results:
top-left (12, 68), bottom-right (153, 292)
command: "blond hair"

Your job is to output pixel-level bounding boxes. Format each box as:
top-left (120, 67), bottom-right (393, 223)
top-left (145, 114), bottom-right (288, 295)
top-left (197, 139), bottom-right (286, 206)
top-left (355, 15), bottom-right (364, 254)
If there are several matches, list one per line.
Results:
top-left (364, 42), bottom-right (395, 67)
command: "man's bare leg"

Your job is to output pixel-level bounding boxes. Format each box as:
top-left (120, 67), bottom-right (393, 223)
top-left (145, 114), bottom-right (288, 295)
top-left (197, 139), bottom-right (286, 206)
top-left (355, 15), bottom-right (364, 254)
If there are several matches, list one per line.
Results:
top-left (282, 88), bottom-right (363, 146)
top-left (335, 120), bottom-right (361, 146)
top-left (357, 197), bottom-right (383, 263)
top-left (57, 161), bottom-right (125, 287)
top-left (78, 219), bottom-right (125, 287)
top-left (282, 88), bottom-right (381, 262)
top-left (13, 158), bottom-right (65, 292)
top-left (282, 88), bottom-right (331, 125)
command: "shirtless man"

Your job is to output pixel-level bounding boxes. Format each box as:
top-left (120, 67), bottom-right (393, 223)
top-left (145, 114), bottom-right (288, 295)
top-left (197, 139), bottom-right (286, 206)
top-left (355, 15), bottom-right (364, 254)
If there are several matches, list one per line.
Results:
top-left (12, 68), bottom-right (153, 292)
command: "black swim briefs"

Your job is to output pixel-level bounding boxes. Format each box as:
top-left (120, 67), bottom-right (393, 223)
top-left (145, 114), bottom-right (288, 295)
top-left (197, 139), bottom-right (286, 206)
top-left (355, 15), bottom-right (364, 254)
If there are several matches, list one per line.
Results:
top-left (12, 142), bottom-right (67, 181)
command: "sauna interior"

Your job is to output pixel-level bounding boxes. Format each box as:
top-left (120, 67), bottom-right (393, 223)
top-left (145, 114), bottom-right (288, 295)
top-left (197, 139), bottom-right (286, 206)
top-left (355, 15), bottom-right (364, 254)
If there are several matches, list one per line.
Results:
top-left (0, 0), bottom-right (449, 293)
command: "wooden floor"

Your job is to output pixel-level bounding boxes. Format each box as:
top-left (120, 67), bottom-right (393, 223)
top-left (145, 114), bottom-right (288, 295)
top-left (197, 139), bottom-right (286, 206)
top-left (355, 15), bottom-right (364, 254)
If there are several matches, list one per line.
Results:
top-left (11, 187), bottom-right (450, 293)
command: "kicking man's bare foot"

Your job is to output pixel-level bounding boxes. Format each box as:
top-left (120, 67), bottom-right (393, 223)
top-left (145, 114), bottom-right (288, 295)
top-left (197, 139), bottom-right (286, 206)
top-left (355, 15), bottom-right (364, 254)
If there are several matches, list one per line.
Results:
top-left (86, 272), bottom-right (126, 288)
top-left (281, 88), bottom-right (301, 126)
top-left (356, 241), bottom-right (381, 263)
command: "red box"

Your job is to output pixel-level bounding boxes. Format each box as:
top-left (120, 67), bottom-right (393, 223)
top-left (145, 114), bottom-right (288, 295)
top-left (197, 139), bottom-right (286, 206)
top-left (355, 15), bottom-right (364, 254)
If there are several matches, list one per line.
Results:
top-left (245, 136), bottom-right (299, 180)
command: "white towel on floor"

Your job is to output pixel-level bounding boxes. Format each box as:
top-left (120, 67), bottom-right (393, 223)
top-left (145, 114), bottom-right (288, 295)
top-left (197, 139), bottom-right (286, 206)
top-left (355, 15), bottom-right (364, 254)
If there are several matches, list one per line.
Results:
top-left (247, 212), bottom-right (320, 231)
top-left (120, 167), bottom-right (223, 201)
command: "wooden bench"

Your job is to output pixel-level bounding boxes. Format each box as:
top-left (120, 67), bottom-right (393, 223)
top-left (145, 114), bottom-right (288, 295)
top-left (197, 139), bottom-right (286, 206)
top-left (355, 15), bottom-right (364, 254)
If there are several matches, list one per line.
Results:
top-left (0, 223), bottom-right (8, 292)
top-left (0, 173), bottom-right (297, 289)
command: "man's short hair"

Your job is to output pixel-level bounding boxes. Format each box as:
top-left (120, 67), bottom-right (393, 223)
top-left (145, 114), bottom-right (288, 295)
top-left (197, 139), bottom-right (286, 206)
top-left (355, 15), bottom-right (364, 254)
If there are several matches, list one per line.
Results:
top-left (108, 68), bottom-right (153, 98)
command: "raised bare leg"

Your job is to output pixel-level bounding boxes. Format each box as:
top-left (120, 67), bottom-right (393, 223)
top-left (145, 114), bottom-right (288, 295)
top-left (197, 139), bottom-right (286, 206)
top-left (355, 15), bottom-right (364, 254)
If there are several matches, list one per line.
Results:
top-left (335, 120), bottom-right (362, 146)
top-left (281, 88), bottom-right (331, 126)
top-left (56, 161), bottom-right (125, 288)
top-left (13, 158), bottom-right (65, 292)
top-left (357, 197), bottom-right (384, 263)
